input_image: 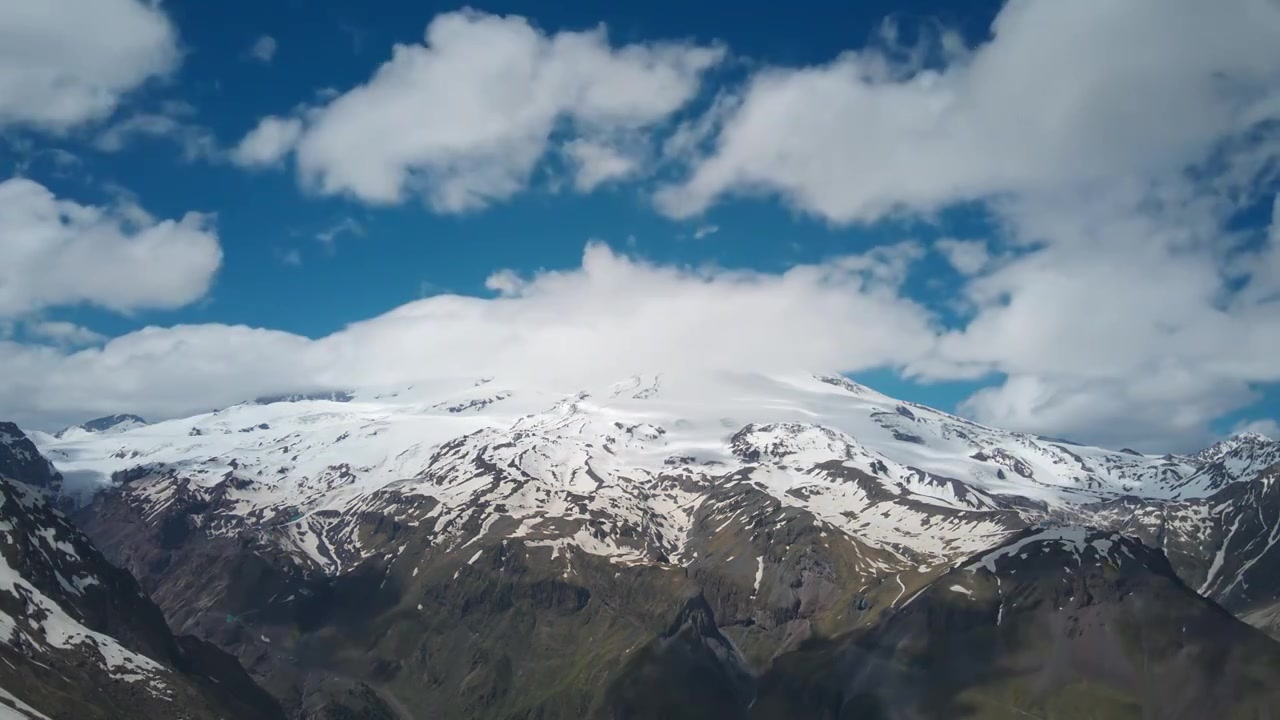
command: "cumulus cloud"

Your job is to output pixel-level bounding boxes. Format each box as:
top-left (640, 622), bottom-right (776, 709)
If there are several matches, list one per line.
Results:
top-left (236, 10), bottom-right (722, 210)
top-left (656, 0), bottom-right (1280, 222)
top-left (1242, 193), bottom-right (1280, 306)
top-left (94, 113), bottom-right (222, 161)
top-left (959, 372), bottom-right (1261, 452)
top-left (7, 2), bottom-right (1280, 452)
top-left (945, 189), bottom-right (1279, 451)
top-left (248, 35), bottom-right (278, 63)
top-left (1233, 418), bottom-right (1280, 440)
top-left (934, 189), bottom-right (1244, 379)
top-left (231, 116), bottom-right (303, 167)
top-left (0, 0), bottom-right (180, 130)
top-left (25, 321), bottom-right (107, 347)
top-left (0, 178), bottom-right (222, 318)
top-left (657, 0), bottom-right (1280, 451)
top-left (660, 91), bottom-right (739, 165)
top-left (921, 184), bottom-right (1280, 451)
top-left (0, 242), bottom-right (938, 429)
top-left (934, 239), bottom-right (989, 276)
top-left (562, 139), bottom-right (640, 191)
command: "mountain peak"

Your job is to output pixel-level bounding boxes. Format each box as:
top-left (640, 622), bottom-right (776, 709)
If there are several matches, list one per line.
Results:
top-left (1233, 430), bottom-right (1274, 443)
top-left (0, 421), bottom-right (62, 492)
top-left (1193, 430), bottom-right (1275, 464)
top-left (252, 390), bottom-right (354, 406)
top-left (962, 525), bottom-right (1157, 577)
top-left (0, 423), bottom-right (284, 719)
top-left (55, 414), bottom-right (148, 438)
top-left (756, 521), bottom-right (1280, 719)
top-left (28, 371), bottom-right (1280, 718)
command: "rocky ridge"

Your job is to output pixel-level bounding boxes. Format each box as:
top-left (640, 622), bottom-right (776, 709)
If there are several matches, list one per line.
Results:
top-left (0, 424), bottom-right (283, 719)
top-left (22, 371), bottom-right (1280, 717)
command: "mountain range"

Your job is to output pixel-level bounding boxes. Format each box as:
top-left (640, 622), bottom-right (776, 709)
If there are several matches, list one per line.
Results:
top-left (4, 371), bottom-right (1280, 717)
top-left (0, 422), bottom-right (283, 719)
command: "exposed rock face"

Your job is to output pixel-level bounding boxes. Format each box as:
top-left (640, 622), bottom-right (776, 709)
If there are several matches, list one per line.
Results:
top-left (54, 414), bottom-right (149, 438)
top-left (604, 593), bottom-right (754, 720)
top-left (75, 458), bottom-right (956, 717)
top-left (1068, 461), bottom-right (1280, 640)
top-left (0, 422), bottom-right (61, 492)
top-left (1192, 431), bottom-right (1275, 464)
top-left (752, 528), bottom-right (1280, 720)
top-left (0, 423), bottom-right (283, 720)
top-left (253, 391), bottom-right (353, 405)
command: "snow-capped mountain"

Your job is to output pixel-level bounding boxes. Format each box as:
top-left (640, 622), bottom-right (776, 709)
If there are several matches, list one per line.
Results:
top-left (745, 526), bottom-right (1280, 719)
top-left (1192, 430), bottom-right (1275, 464)
top-left (36, 372), bottom-right (1223, 572)
top-left (1175, 430), bottom-right (1280, 493)
top-left (23, 370), bottom-right (1280, 717)
top-left (35, 371), bottom-right (1279, 601)
top-left (52, 414), bottom-right (149, 439)
top-left (0, 422), bottom-right (62, 494)
top-left (0, 426), bottom-right (282, 719)
top-left (1075, 457), bottom-right (1280, 638)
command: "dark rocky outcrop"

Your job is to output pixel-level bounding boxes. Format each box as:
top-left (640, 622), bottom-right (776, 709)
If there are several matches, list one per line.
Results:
top-left (752, 528), bottom-right (1280, 719)
top-left (53, 414), bottom-right (148, 438)
top-left (0, 423), bottom-right (283, 720)
top-left (604, 593), bottom-right (754, 720)
top-left (0, 422), bottom-right (61, 492)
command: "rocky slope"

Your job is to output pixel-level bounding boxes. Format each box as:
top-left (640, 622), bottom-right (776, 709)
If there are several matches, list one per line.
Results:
top-left (0, 423), bottom-right (283, 720)
top-left (23, 371), bottom-right (1280, 717)
top-left (752, 527), bottom-right (1280, 719)
top-left (1072, 449), bottom-right (1280, 639)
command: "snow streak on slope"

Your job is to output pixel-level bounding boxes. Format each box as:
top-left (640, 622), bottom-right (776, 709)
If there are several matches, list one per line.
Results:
top-left (0, 472), bottom-right (172, 702)
top-left (1172, 434), bottom-right (1280, 494)
top-left (0, 548), bottom-right (170, 698)
top-left (31, 371), bottom-right (1246, 576)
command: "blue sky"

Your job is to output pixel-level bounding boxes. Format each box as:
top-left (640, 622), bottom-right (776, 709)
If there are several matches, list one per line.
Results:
top-left (2, 0), bottom-right (1279, 451)
top-left (18, 0), bottom-right (999, 335)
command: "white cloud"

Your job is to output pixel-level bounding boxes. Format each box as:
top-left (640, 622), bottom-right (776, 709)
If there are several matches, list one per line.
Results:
top-left (661, 91), bottom-right (739, 164)
top-left (920, 183), bottom-right (1280, 451)
top-left (0, 0), bottom-right (180, 130)
top-left (958, 371), bottom-right (1259, 452)
top-left (934, 239), bottom-right (989, 276)
top-left (43, 148), bottom-right (82, 169)
top-left (25, 321), bottom-right (106, 347)
top-left (931, 188), bottom-right (1276, 379)
top-left (94, 113), bottom-right (222, 162)
top-left (231, 116), bottom-right (303, 167)
top-left (1274, 195), bottom-right (1280, 244)
top-left (249, 35), bottom-right (278, 63)
top-left (1233, 418), bottom-right (1280, 440)
top-left (0, 242), bottom-right (937, 429)
top-left (1241, 193), bottom-right (1280, 306)
top-left (0, 178), bottom-right (222, 318)
top-left (0, 326), bottom-right (316, 428)
top-left (657, 0), bottom-right (1280, 222)
top-left (651, 0), bottom-right (1280, 452)
top-left (237, 10), bottom-right (722, 210)
top-left (315, 217), bottom-right (364, 247)
top-left (562, 139), bottom-right (639, 191)
top-left (692, 224), bottom-right (719, 240)
top-left (95, 114), bottom-right (177, 151)
top-left (6, 3), bottom-right (1278, 453)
